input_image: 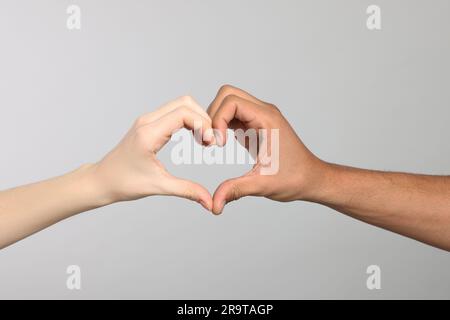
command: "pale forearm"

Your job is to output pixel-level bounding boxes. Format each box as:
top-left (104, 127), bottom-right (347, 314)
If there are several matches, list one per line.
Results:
top-left (0, 98), bottom-right (214, 250)
top-left (0, 164), bottom-right (111, 249)
top-left (311, 163), bottom-right (450, 251)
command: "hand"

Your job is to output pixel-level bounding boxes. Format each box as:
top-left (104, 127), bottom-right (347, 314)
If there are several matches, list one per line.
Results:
top-left (208, 85), bottom-right (328, 214)
top-left (92, 96), bottom-right (214, 210)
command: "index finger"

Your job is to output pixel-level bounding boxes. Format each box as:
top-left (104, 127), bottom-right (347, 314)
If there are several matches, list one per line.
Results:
top-left (211, 95), bottom-right (263, 146)
top-left (142, 106), bottom-right (214, 153)
top-left (207, 85), bottom-right (266, 119)
top-left (136, 95), bottom-right (210, 128)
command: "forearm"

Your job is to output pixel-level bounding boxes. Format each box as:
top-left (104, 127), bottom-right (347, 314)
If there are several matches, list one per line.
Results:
top-left (310, 163), bottom-right (450, 251)
top-left (0, 98), bottom-right (215, 249)
top-left (0, 164), bottom-right (111, 249)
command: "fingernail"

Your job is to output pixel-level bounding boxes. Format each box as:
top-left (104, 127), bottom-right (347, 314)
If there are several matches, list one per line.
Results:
top-left (214, 132), bottom-right (224, 147)
top-left (203, 131), bottom-right (215, 145)
top-left (203, 131), bottom-right (213, 143)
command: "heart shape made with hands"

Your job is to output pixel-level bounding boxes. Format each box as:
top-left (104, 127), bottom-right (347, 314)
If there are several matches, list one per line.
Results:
top-left (97, 85), bottom-right (302, 217)
top-left (163, 86), bottom-right (283, 215)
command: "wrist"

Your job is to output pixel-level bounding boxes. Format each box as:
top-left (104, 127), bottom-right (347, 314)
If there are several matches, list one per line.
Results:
top-left (297, 160), bottom-right (340, 203)
top-left (74, 163), bottom-right (117, 208)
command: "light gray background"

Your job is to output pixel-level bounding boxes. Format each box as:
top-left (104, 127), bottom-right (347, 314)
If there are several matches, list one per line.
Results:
top-left (0, 0), bottom-right (449, 299)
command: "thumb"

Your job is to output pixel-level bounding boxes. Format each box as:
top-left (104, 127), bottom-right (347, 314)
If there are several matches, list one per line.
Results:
top-left (212, 175), bottom-right (265, 215)
top-left (162, 175), bottom-right (213, 211)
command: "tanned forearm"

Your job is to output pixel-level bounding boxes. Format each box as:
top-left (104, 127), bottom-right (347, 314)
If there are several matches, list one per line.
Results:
top-left (312, 164), bottom-right (450, 251)
top-left (206, 85), bottom-right (450, 251)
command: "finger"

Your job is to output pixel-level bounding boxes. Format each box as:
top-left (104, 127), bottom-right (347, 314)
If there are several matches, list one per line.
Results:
top-left (207, 85), bottom-right (265, 119)
top-left (145, 106), bottom-right (214, 152)
top-left (211, 95), bottom-right (262, 146)
top-left (162, 175), bottom-right (213, 211)
top-left (136, 95), bottom-right (211, 127)
top-left (212, 175), bottom-right (266, 215)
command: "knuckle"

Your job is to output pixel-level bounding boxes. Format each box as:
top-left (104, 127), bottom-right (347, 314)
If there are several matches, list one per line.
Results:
top-left (134, 115), bottom-right (147, 127)
top-left (134, 125), bottom-right (152, 145)
top-left (178, 105), bottom-right (191, 114)
top-left (135, 126), bottom-right (147, 139)
top-left (218, 84), bottom-right (236, 97)
top-left (222, 94), bottom-right (238, 105)
top-left (178, 106), bottom-right (197, 121)
top-left (267, 103), bottom-right (282, 115)
top-left (180, 95), bottom-right (195, 106)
